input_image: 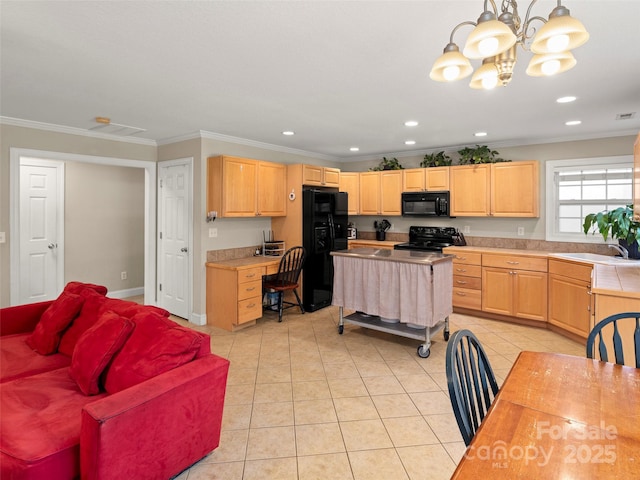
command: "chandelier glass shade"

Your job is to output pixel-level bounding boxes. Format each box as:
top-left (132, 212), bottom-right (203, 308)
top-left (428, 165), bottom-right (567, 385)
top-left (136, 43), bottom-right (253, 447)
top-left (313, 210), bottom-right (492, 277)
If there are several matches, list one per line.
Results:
top-left (429, 0), bottom-right (589, 89)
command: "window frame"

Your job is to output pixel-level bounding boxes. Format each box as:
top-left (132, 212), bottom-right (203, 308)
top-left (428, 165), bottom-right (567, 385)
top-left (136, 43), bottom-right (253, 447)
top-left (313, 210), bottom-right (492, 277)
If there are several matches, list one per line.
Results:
top-left (545, 155), bottom-right (633, 243)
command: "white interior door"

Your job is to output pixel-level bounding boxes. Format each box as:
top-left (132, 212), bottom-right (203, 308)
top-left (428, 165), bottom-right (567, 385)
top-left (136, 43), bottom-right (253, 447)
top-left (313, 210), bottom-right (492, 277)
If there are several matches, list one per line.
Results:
top-left (158, 160), bottom-right (191, 319)
top-left (18, 160), bottom-right (64, 304)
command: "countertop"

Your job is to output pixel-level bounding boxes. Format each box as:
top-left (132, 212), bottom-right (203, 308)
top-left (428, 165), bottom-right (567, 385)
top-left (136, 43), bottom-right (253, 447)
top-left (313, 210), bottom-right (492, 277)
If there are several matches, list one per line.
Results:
top-left (592, 263), bottom-right (640, 299)
top-left (347, 239), bottom-right (400, 248)
top-left (331, 247), bottom-right (453, 265)
top-left (442, 245), bottom-right (550, 258)
top-left (206, 256), bottom-right (281, 271)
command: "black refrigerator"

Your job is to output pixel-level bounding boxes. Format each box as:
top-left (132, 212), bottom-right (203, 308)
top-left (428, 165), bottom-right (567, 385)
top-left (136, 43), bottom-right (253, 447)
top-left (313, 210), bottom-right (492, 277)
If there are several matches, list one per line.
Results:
top-left (302, 188), bottom-right (348, 312)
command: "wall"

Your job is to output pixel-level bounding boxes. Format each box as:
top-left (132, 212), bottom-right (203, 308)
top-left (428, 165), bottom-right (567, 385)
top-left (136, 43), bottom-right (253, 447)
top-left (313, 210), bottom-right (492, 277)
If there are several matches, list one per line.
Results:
top-left (0, 124), bottom-right (156, 307)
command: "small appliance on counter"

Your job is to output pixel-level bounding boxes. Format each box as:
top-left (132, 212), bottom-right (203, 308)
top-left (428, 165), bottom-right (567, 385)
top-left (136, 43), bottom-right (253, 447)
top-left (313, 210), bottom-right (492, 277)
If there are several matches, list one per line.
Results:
top-left (347, 223), bottom-right (357, 240)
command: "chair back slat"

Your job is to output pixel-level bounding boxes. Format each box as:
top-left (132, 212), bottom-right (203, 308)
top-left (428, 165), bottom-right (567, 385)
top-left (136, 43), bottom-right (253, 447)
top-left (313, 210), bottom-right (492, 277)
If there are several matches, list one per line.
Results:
top-left (586, 312), bottom-right (640, 368)
top-left (273, 246), bottom-right (306, 286)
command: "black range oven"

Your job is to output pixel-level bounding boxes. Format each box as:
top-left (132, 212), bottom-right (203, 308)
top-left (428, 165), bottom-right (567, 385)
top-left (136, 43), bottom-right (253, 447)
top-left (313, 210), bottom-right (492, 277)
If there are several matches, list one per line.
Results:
top-left (394, 226), bottom-right (466, 252)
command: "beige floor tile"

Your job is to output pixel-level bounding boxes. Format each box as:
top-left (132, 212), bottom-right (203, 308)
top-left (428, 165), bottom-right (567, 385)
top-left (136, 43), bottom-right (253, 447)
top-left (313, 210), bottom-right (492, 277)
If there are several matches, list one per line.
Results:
top-left (443, 440), bottom-right (468, 464)
top-left (333, 396), bottom-right (380, 421)
top-left (347, 448), bottom-right (409, 480)
top-left (409, 391), bottom-right (453, 416)
top-left (183, 460), bottom-right (244, 480)
top-left (354, 361), bottom-right (393, 377)
top-left (246, 426), bottom-right (296, 460)
top-left (340, 419), bottom-right (393, 451)
top-left (289, 348), bottom-right (322, 363)
top-left (292, 379), bottom-right (331, 401)
top-left (291, 361), bottom-right (327, 382)
top-left (242, 457), bottom-right (298, 480)
top-left (294, 398), bottom-right (337, 424)
top-left (396, 373), bottom-right (440, 393)
top-left (295, 422), bottom-right (346, 456)
top-left (256, 364), bottom-right (291, 383)
top-left (386, 359), bottom-right (427, 376)
top-left (224, 383), bottom-right (255, 405)
top-left (254, 382), bottom-right (293, 403)
top-left (226, 366), bottom-right (257, 386)
top-left (424, 413), bottom-right (465, 443)
top-left (397, 444), bottom-right (457, 480)
top-left (371, 393), bottom-right (420, 418)
top-left (250, 401), bottom-right (294, 428)
top-left (323, 361), bottom-right (360, 379)
top-left (297, 452), bottom-right (354, 480)
top-left (382, 415), bottom-right (439, 447)
top-left (207, 429), bottom-right (248, 463)
top-left (221, 403), bottom-right (252, 431)
top-left (327, 376), bottom-right (368, 398)
top-left (362, 375), bottom-right (405, 395)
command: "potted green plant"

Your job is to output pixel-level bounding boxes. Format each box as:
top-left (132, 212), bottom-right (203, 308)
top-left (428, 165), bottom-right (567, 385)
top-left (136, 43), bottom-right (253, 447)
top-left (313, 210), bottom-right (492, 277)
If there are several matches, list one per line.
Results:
top-left (457, 145), bottom-right (510, 165)
top-left (583, 204), bottom-right (640, 259)
top-left (421, 151), bottom-right (452, 168)
top-left (370, 157), bottom-right (404, 171)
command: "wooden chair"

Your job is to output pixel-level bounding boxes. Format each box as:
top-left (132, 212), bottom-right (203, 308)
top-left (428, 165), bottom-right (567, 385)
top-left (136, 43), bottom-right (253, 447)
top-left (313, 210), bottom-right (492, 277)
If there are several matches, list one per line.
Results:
top-left (445, 329), bottom-right (499, 446)
top-left (263, 246), bottom-right (306, 322)
top-left (586, 312), bottom-right (640, 368)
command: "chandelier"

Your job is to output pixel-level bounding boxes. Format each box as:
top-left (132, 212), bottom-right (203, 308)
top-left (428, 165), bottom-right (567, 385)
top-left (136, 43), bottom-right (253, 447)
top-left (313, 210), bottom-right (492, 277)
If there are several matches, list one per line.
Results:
top-left (429, 0), bottom-right (589, 90)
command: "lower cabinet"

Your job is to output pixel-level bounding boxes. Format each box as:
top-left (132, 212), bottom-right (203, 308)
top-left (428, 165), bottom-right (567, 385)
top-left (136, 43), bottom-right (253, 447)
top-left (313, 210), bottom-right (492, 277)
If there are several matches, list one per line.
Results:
top-left (482, 266), bottom-right (547, 322)
top-left (547, 258), bottom-right (593, 338)
top-left (450, 251), bottom-right (482, 310)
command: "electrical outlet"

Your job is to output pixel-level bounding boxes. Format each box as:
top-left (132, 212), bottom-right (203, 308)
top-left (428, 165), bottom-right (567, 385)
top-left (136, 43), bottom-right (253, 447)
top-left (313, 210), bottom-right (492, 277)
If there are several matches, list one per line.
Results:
top-left (209, 228), bottom-right (218, 238)
top-left (0, 232), bottom-right (5, 243)
top-left (463, 225), bottom-right (471, 234)
top-left (121, 271), bottom-right (127, 280)
top-left (517, 227), bottom-right (525, 236)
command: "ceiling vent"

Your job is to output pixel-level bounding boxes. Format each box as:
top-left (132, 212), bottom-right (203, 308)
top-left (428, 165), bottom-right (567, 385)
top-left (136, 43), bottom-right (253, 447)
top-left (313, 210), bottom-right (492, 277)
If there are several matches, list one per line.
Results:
top-left (89, 117), bottom-right (146, 136)
top-left (615, 112), bottom-right (636, 121)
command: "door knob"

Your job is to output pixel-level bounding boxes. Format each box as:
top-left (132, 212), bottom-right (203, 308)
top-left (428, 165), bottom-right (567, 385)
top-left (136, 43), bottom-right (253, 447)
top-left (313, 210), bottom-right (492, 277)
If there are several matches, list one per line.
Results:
top-left (180, 247), bottom-right (188, 253)
top-left (48, 243), bottom-right (56, 250)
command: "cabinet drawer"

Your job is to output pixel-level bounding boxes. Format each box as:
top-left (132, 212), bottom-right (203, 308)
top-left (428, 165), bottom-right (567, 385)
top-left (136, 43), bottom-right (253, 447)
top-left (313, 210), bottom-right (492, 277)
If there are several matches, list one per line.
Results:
top-left (482, 254), bottom-right (547, 272)
top-left (451, 252), bottom-right (482, 265)
top-left (452, 287), bottom-right (482, 310)
top-left (265, 264), bottom-right (279, 276)
top-left (548, 259), bottom-right (592, 282)
top-left (238, 279), bottom-right (262, 301)
top-left (453, 264), bottom-right (482, 277)
top-left (453, 275), bottom-right (481, 290)
top-left (237, 296), bottom-right (262, 324)
top-left (238, 267), bottom-right (264, 284)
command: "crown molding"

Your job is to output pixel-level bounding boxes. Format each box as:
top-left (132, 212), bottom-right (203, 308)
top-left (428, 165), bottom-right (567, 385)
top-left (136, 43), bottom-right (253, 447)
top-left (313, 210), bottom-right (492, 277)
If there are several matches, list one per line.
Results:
top-left (0, 116), bottom-right (157, 146)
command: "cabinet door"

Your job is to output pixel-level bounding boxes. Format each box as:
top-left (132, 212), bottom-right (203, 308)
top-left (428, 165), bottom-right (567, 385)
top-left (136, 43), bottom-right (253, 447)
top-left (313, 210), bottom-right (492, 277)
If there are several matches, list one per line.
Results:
top-left (513, 270), bottom-right (547, 321)
top-left (380, 170), bottom-right (402, 215)
top-left (257, 161), bottom-right (286, 216)
top-left (223, 157), bottom-right (257, 216)
top-left (302, 165), bottom-right (324, 186)
top-left (491, 161), bottom-right (539, 217)
top-left (323, 167), bottom-right (340, 187)
top-left (339, 172), bottom-right (360, 215)
top-left (481, 267), bottom-right (513, 316)
top-left (403, 168), bottom-right (425, 192)
top-left (359, 172), bottom-right (380, 215)
top-left (548, 274), bottom-right (592, 338)
top-left (450, 165), bottom-right (490, 216)
top-left (634, 133), bottom-right (639, 221)
top-left (425, 167), bottom-right (450, 191)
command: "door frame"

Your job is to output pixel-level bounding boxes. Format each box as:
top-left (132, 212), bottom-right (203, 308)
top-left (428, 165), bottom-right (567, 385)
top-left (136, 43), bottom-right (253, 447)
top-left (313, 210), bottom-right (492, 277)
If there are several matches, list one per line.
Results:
top-left (157, 157), bottom-right (194, 321)
top-left (10, 147), bottom-right (157, 305)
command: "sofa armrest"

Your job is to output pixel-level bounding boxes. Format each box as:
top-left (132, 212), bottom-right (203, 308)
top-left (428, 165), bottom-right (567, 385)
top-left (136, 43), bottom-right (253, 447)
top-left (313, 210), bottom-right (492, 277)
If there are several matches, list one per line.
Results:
top-left (80, 354), bottom-right (230, 480)
top-left (0, 301), bottom-right (53, 336)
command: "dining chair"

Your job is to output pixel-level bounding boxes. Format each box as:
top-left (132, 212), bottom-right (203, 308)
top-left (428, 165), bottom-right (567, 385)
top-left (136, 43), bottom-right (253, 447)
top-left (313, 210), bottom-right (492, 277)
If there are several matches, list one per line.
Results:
top-left (263, 246), bottom-right (306, 322)
top-left (586, 312), bottom-right (640, 368)
top-left (446, 329), bottom-right (499, 446)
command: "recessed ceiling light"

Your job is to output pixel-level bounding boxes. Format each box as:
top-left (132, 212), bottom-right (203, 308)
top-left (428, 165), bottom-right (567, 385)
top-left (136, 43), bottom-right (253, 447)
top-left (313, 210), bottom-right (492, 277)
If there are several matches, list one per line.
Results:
top-left (405, 140), bottom-right (416, 145)
top-left (404, 121), bottom-right (419, 127)
top-left (557, 96), bottom-right (577, 103)
top-left (474, 131), bottom-right (488, 137)
top-left (350, 147), bottom-right (360, 152)
top-left (565, 120), bottom-right (582, 126)
top-left (282, 131), bottom-right (295, 136)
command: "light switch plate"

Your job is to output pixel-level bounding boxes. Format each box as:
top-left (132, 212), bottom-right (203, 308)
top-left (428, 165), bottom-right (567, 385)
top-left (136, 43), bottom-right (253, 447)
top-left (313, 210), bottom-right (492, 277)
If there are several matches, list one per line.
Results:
top-left (209, 228), bottom-right (218, 238)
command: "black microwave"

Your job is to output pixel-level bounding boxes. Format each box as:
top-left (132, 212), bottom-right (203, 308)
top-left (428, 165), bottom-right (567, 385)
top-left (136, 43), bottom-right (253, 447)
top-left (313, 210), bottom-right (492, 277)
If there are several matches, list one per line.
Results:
top-left (401, 191), bottom-right (450, 217)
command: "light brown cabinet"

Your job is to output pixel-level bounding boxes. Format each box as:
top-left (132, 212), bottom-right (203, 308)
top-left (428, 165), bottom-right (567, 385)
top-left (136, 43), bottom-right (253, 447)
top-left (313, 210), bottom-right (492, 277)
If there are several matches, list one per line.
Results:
top-left (447, 250), bottom-right (482, 310)
top-left (359, 171), bottom-right (380, 215)
top-left (339, 172), bottom-right (360, 215)
top-left (359, 171), bottom-right (402, 216)
top-left (302, 165), bottom-right (340, 187)
top-left (481, 253), bottom-right (547, 322)
top-left (450, 161), bottom-right (539, 217)
top-left (634, 132), bottom-right (639, 221)
top-left (207, 155), bottom-right (286, 217)
top-left (402, 167), bottom-right (450, 192)
top-left (547, 258), bottom-right (593, 339)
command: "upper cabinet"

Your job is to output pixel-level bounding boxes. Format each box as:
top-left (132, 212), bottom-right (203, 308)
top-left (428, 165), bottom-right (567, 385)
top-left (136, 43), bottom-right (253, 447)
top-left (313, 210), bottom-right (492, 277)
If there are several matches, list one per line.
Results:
top-left (402, 167), bottom-right (450, 192)
top-left (207, 155), bottom-right (286, 217)
top-left (339, 172), bottom-right (360, 215)
top-left (634, 132), bottom-right (639, 221)
top-left (359, 171), bottom-right (402, 216)
top-left (302, 165), bottom-right (340, 188)
top-left (450, 161), bottom-right (539, 217)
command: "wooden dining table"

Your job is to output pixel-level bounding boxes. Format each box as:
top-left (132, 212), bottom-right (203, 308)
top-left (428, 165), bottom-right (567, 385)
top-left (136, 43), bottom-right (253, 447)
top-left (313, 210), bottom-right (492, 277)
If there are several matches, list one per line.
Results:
top-left (451, 351), bottom-right (640, 479)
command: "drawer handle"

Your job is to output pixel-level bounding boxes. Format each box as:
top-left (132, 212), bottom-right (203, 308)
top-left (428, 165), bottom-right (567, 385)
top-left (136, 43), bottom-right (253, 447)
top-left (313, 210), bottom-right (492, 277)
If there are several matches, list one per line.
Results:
top-left (506, 261), bottom-right (520, 265)
top-left (456, 280), bottom-right (468, 285)
top-left (455, 268), bottom-right (467, 272)
top-left (456, 256), bottom-right (467, 261)
top-left (246, 287), bottom-right (256, 292)
top-left (245, 273), bottom-right (256, 278)
top-left (456, 292), bottom-right (467, 296)
top-left (246, 303), bottom-right (256, 308)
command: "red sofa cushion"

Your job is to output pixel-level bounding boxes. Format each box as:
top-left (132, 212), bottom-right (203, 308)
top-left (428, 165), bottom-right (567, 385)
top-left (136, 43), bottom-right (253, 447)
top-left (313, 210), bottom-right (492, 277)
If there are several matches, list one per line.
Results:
top-left (70, 311), bottom-right (135, 395)
top-left (25, 292), bottom-right (85, 355)
top-left (0, 334), bottom-right (71, 383)
top-left (103, 312), bottom-right (203, 394)
top-left (0, 368), bottom-right (107, 480)
top-left (63, 281), bottom-right (108, 296)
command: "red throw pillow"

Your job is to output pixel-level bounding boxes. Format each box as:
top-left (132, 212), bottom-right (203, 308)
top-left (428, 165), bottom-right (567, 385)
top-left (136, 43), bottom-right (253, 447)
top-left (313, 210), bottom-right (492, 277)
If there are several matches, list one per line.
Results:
top-left (64, 281), bottom-right (108, 296)
top-left (25, 292), bottom-right (85, 355)
top-left (70, 310), bottom-right (135, 395)
top-left (57, 289), bottom-right (108, 357)
top-left (103, 311), bottom-right (202, 394)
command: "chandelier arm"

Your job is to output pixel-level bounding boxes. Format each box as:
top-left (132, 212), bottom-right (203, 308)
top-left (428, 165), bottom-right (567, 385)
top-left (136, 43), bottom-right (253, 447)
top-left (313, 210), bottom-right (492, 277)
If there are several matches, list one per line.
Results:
top-left (485, 0), bottom-right (499, 15)
top-left (448, 21), bottom-right (477, 44)
top-left (520, 15), bottom-right (547, 46)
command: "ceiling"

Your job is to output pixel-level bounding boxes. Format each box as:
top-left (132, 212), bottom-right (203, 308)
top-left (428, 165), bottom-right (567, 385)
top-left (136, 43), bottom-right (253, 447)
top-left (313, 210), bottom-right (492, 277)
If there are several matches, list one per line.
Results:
top-left (1, 1), bottom-right (639, 161)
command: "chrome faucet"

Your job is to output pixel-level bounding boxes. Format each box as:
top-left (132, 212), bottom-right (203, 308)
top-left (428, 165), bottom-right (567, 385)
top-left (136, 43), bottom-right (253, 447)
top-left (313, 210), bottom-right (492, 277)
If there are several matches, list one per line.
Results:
top-left (608, 244), bottom-right (629, 259)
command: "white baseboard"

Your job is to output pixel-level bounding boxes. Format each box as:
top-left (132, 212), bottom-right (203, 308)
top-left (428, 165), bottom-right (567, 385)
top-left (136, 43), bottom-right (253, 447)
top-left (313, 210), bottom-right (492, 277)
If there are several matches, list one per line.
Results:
top-left (190, 312), bottom-right (206, 326)
top-left (108, 287), bottom-right (145, 299)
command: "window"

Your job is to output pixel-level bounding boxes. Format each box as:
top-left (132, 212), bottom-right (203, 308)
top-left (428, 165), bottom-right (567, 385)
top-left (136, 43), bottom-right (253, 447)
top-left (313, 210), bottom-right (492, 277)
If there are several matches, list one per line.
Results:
top-left (545, 156), bottom-right (633, 243)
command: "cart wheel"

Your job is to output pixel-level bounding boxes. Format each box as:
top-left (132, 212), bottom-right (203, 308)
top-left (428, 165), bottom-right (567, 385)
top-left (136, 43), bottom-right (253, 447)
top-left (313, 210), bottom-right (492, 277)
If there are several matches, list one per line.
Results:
top-left (444, 330), bottom-right (450, 341)
top-left (417, 345), bottom-right (431, 358)
top-left (338, 325), bottom-right (344, 335)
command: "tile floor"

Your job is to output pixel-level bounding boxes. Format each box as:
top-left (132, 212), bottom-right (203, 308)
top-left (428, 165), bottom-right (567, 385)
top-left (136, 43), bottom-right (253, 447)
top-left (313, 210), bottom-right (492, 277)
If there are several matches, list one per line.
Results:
top-left (169, 306), bottom-right (584, 480)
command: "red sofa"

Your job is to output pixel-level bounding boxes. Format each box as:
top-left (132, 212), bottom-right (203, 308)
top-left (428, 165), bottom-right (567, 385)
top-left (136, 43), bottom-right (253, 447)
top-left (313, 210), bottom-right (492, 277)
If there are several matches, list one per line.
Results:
top-left (0, 282), bottom-right (230, 480)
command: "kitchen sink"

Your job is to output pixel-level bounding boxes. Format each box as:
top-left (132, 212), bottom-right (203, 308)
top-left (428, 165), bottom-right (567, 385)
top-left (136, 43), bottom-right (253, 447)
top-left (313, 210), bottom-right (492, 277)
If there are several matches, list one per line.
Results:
top-left (551, 252), bottom-right (639, 265)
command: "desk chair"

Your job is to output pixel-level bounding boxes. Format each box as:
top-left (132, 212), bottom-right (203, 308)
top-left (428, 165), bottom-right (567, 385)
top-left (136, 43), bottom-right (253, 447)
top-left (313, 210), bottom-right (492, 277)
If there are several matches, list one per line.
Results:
top-left (263, 246), bottom-right (306, 322)
top-left (446, 329), bottom-right (499, 446)
top-left (586, 312), bottom-right (640, 368)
